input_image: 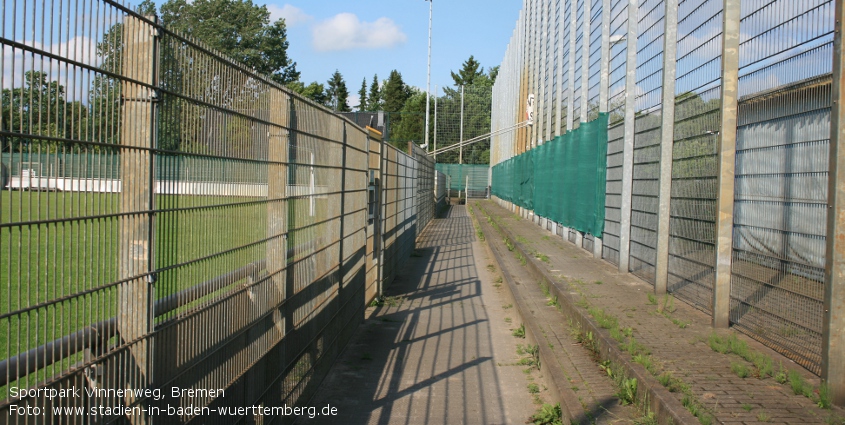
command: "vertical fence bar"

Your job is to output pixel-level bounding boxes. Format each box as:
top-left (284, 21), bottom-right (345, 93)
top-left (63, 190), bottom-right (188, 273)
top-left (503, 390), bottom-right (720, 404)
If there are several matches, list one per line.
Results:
top-left (118, 15), bottom-right (156, 422)
top-left (712, 0), bottom-right (740, 328)
top-left (654, 0), bottom-right (678, 295)
top-left (823, 0), bottom-right (845, 405)
top-left (618, 0), bottom-right (639, 274)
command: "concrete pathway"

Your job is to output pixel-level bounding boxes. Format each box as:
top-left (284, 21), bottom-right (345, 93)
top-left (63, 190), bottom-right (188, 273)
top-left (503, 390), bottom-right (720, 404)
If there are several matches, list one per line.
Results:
top-left (304, 205), bottom-right (538, 425)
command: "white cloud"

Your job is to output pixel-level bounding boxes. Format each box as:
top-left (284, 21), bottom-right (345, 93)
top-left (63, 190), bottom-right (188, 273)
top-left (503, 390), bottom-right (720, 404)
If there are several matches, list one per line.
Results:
top-left (267, 4), bottom-right (312, 26)
top-left (348, 94), bottom-right (361, 110)
top-left (312, 13), bottom-right (407, 52)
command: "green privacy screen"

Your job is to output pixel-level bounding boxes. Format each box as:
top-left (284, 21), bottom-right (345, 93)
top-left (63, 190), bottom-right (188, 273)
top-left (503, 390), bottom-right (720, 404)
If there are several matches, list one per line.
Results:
top-left (434, 163), bottom-right (490, 191)
top-left (492, 113), bottom-right (608, 237)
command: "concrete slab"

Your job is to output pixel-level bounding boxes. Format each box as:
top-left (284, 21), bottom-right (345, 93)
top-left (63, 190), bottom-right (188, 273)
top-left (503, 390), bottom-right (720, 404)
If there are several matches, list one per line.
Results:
top-left (302, 206), bottom-right (537, 425)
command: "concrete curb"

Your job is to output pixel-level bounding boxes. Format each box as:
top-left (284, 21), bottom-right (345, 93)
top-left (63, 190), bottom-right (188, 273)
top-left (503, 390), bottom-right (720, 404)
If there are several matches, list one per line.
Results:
top-left (472, 209), bottom-right (586, 423)
top-left (479, 203), bottom-right (699, 425)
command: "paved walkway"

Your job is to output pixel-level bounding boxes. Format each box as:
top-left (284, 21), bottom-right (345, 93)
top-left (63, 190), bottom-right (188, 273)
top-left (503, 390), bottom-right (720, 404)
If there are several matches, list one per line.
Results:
top-left (304, 205), bottom-right (537, 425)
top-left (475, 200), bottom-right (845, 425)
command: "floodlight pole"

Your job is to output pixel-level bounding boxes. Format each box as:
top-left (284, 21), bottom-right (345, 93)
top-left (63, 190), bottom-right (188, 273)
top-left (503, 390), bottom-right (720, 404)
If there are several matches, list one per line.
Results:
top-left (425, 0), bottom-right (433, 154)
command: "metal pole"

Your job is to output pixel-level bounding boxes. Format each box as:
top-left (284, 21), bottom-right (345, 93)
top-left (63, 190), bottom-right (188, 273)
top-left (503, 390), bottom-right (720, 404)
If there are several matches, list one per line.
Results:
top-left (460, 84), bottom-right (465, 164)
top-left (822, 0), bottom-right (845, 404)
top-left (434, 85), bottom-right (438, 161)
top-left (618, 0), bottom-right (639, 274)
top-left (654, 0), bottom-right (679, 295)
top-left (425, 0), bottom-right (432, 153)
top-left (712, 0), bottom-right (741, 328)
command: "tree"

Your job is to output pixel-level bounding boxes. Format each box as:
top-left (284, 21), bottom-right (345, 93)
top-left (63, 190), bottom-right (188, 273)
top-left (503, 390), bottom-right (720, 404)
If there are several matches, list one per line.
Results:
top-left (326, 70), bottom-right (350, 112)
top-left (382, 70), bottom-right (409, 113)
top-left (1, 71), bottom-right (88, 152)
top-left (357, 78), bottom-right (368, 111)
top-left (287, 81), bottom-right (330, 106)
top-left (159, 0), bottom-right (299, 85)
top-left (367, 74), bottom-right (381, 111)
top-left (390, 89), bottom-right (431, 150)
top-left (450, 55), bottom-right (485, 87)
top-left (488, 66), bottom-right (500, 84)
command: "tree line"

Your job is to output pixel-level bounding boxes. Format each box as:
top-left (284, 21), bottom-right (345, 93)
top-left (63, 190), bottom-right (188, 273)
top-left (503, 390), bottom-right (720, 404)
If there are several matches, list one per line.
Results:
top-left (1, 0), bottom-right (499, 162)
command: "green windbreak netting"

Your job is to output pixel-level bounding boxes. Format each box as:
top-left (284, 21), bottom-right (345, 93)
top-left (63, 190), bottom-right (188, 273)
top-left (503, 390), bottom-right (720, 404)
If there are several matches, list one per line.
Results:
top-left (434, 163), bottom-right (490, 191)
top-left (492, 113), bottom-right (608, 236)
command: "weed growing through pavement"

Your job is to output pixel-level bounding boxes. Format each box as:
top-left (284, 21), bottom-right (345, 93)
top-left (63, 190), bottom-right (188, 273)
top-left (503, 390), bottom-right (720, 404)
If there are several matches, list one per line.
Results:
top-left (513, 324), bottom-right (526, 338)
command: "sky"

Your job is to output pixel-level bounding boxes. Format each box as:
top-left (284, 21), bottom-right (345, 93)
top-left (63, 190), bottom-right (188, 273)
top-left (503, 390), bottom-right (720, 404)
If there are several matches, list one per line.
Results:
top-left (264, 1), bottom-right (524, 107)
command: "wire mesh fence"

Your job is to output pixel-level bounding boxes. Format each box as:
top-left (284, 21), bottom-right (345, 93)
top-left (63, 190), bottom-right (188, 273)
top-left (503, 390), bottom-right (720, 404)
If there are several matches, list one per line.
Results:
top-left (490, 0), bottom-right (838, 376)
top-left (0, 0), bottom-right (439, 421)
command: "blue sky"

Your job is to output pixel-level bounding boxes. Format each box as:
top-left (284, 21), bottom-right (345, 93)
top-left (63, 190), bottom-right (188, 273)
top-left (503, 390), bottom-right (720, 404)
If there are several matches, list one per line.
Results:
top-left (266, 1), bottom-right (524, 107)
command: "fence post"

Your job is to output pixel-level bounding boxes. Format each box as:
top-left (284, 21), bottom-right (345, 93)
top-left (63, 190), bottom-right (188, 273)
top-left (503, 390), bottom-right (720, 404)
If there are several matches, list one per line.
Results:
top-left (654, 0), bottom-right (679, 295)
top-left (712, 0), bottom-right (741, 328)
top-left (460, 85), bottom-right (465, 164)
top-left (118, 15), bottom-right (156, 420)
top-left (595, 0), bottom-right (611, 260)
top-left (618, 0), bottom-right (639, 274)
top-left (267, 91), bottom-right (289, 357)
top-left (580, 0), bottom-right (591, 124)
top-left (823, 0), bottom-right (845, 405)
top-left (566, 0), bottom-right (577, 135)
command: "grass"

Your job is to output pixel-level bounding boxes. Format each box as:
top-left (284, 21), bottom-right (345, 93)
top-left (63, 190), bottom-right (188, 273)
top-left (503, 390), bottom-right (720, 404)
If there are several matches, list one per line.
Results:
top-left (587, 306), bottom-right (619, 330)
top-left (529, 403), bottom-right (563, 425)
top-left (742, 404), bottom-right (754, 412)
top-left (513, 324), bottom-right (526, 338)
top-left (2, 190), bottom-right (281, 396)
top-left (757, 412), bottom-right (771, 422)
top-left (527, 383), bottom-right (540, 394)
top-left (731, 361), bottom-right (751, 378)
top-left (789, 369), bottom-right (813, 397)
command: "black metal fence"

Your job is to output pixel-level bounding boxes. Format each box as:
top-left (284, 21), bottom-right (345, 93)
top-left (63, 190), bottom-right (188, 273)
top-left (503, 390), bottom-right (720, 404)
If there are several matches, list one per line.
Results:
top-left (0, 2), bottom-right (439, 422)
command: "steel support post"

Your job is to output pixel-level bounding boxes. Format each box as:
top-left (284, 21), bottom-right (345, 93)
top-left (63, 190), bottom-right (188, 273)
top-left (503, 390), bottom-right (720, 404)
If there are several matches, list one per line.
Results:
top-left (822, 0), bottom-right (845, 405)
top-left (595, 0), bottom-right (611, 259)
top-left (460, 85), bottom-right (465, 164)
top-left (580, 0), bottom-right (591, 123)
top-left (712, 0), bottom-right (741, 328)
top-left (654, 0), bottom-right (679, 295)
top-left (618, 0), bottom-right (639, 274)
top-left (566, 0), bottom-right (577, 133)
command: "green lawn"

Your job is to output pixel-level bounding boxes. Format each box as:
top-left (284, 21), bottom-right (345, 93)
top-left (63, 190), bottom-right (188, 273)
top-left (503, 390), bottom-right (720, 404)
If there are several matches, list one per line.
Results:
top-left (1, 188), bottom-right (334, 396)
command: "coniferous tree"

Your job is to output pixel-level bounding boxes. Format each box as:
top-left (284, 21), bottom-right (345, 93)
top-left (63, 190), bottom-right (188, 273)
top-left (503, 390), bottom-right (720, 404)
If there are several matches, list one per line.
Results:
top-left (382, 70), bottom-right (409, 113)
top-left (367, 74), bottom-right (381, 111)
top-left (450, 55), bottom-right (484, 87)
top-left (326, 70), bottom-right (350, 112)
top-left (358, 78), bottom-right (368, 111)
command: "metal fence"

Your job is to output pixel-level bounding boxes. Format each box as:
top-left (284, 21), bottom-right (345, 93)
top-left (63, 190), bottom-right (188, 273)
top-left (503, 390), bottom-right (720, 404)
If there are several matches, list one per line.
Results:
top-left (0, 1), bottom-right (438, 422)
top-left (490, 0), bottom-right (840, 379)
top-left (434, 164), bottom-right (490, 199)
